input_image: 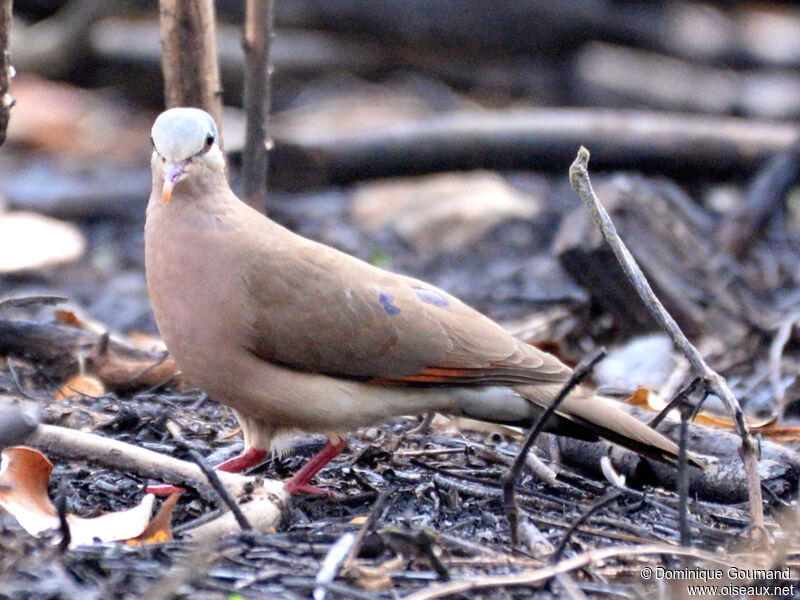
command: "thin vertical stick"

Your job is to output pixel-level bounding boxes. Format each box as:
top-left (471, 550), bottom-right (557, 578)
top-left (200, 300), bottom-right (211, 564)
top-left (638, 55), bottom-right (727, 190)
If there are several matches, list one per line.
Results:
top-left (241, 0), bottom-right (274, 212)
top-left (569, 146), bottom-right (763, 527)
top-left (159, 0), bottom-right (224, 145)
top-left (677, 404), bottom-right (691, 547)
top-left (502, 348), bottom-right (606, 548)
top-left (0, 0), bottom-right (12, 147)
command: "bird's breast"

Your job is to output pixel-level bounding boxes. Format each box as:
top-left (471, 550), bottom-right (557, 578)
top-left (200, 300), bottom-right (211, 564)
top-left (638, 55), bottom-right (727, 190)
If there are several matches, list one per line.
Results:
top-left (144, 210), bottom-right (249, 395)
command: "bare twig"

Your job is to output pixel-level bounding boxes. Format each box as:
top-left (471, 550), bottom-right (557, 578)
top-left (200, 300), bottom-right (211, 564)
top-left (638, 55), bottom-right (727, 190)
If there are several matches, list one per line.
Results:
top-left (502, 348), bottom-right (606, 548)
top-left (21, 422), bottom-right (287, 539)
top-left (241, 0), bottom-right (274, 211)
top-left (55, 480), bottom-right (71, 552)
top-left (186, 448), bottom-right (251, 531)
top-left (551, 489), bottom-right (623, 562)
top-left (400, 543), bottom-right (736, 600)
top-left (569, 147), bottom-right (763, 527)
top-left (0, 0), bottom-right (11, 150)
top-left (26, 423), bottom-right (254, 500)
top-left (648, 377), bottom-right (700, 430)
top-left (769, 312), bottom-right (800, 411)
top-left (0, 296), bottom-right (67, 312)
top-left (678, 404), bottom-right (692, 547)
top-left (342, 489), bottom-right (392, 572)
top-left (314, 532), bottom-right (356, 600)
top-left (158, 0), bottom-right (223, 141)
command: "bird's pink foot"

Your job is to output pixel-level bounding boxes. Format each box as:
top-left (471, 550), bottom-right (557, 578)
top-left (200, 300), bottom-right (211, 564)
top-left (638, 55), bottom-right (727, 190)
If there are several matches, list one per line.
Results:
top-left (146, 447), bottom-right (269, 495)
top-left (284, 438), bottom-right (347, 496)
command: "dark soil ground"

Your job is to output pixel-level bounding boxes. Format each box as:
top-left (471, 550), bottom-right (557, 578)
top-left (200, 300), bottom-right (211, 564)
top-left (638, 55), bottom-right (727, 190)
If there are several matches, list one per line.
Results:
top-left (1, 180), bottom-right (798, 598)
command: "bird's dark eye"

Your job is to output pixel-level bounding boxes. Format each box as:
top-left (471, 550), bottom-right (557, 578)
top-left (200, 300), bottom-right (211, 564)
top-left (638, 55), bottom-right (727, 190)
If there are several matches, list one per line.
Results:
top-left (150, 136), bottom-right (155, 148)
top-left (205, 133), bottom-right (214, 148)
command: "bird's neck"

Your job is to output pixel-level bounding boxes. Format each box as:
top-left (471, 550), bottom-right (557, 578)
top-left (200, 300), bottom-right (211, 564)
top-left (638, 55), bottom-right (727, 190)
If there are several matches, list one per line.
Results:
top-left (147, 174), bottom-right (237, 223)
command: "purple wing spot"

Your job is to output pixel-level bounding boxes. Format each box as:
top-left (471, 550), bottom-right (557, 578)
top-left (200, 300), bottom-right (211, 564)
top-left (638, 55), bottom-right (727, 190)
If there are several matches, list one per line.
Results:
top-left (414, 288), bottom-right (449, 307)
top-left (379, 293), bottom-right (401, 315)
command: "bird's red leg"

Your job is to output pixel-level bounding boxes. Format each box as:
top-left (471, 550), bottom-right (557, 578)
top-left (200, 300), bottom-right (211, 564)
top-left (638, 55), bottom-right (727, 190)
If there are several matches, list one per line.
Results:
top-left (285, 438), bottom-right (347, 495)
top-left (146, 447), bottom-right (269, 495)
top-left (215, 447), bottom-right (269, 473)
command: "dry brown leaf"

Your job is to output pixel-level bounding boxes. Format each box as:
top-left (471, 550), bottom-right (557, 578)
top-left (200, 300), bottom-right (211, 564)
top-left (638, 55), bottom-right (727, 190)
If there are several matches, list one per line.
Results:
top-left (744, 424), bottom-right (800, 442)
top-left (345, 557), bottom-right (403, 591)
top-left (0, 446), bottom-right (160, 547)
top-left (0, 212), bottom-right (86, 273)
top-left (54, 309), bottom-right (109, 336)
top-left (83, 343), bottom-right (181, 391)
top-left (693, 412), bottom-right (777, 429)
top-left (127, 492), bottom-right (180, 546)
top-left (54, 374), bottom-right (106, 400)
top-left (626, 387), bottom-right (651, 408)
top-left (54, 309), bottom-right (82, 327)
top-left (626, 387), bottom-right (777, 429)
top-left (0, 446), bottom-right (58, 538)
top-left (125, 332), bottom-right (168, 353)
top-left (65, 495), bottom-right (156, 548)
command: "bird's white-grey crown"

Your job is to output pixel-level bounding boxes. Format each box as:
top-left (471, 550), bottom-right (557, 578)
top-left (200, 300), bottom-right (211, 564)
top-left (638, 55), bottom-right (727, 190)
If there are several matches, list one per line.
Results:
top-left (151, 107), bottom-right (218, 162)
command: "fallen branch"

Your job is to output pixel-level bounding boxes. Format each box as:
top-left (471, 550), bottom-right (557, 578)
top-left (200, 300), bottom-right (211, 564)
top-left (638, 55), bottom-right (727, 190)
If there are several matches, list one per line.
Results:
top-left (17, 421), bottom-right (288, 541)
top-left (568, 147), bottom-right (763, 527)
top-left (183, 484), bottom-right (285, 543)
top-left (25, 424), bottom-right (250, 499)
top-left (0, 319), bottom-right (179, 391)
top-left (270, 109), bottom-right (797, 189)
top-left (553, 174), bottom-right (756, 339)
top-left (557, 413), bottom-right (800, 504)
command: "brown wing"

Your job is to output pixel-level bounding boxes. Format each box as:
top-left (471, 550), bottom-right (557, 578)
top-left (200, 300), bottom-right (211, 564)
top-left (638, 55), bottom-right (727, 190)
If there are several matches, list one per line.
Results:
top-left (242, 225), bottom-right (571, 386)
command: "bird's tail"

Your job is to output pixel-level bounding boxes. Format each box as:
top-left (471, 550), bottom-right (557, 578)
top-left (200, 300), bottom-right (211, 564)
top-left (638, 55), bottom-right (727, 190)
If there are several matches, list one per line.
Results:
top-left (452, 383), bottom-right (704, 469)
top-left (516, 383), bottom-right (706, 469)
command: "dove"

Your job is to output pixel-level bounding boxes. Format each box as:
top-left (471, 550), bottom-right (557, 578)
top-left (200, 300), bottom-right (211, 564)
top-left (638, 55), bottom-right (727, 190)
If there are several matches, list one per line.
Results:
top-left (145, 107), bottom-right (698, 495)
